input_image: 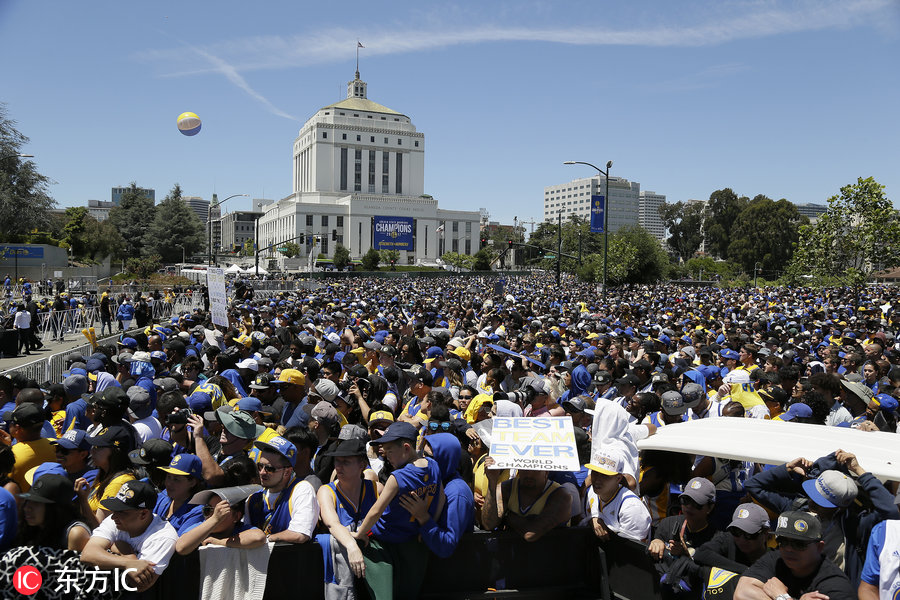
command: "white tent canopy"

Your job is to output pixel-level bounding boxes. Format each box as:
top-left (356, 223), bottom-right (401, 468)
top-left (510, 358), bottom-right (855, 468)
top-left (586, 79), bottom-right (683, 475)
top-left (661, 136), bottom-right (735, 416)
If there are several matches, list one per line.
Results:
top-left (224, 264), bottom-right (243, 273)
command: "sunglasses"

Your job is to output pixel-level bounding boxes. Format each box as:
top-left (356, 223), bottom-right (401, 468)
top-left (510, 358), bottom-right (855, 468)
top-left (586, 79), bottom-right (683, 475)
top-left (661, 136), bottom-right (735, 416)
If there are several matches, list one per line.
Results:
top-left (257, 463), bottom-right (288, 474)
top-left (458, 395), bottom-right (474, 400)
top-left (729, 528), bottom-right (763, 541)
top-left (55, 448), bottom-right (71, 456)
top-left (202, 504), bottom-right (235, 518)
top-left (427, 421), bottom-right (451, 432)
top-left (776, 537), bottom-right (813, 550)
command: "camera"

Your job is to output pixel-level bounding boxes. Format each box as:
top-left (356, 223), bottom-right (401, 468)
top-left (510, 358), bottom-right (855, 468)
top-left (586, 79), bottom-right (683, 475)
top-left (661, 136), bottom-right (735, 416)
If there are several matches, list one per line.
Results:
top-left (166, 408), bottom-right (194, 425)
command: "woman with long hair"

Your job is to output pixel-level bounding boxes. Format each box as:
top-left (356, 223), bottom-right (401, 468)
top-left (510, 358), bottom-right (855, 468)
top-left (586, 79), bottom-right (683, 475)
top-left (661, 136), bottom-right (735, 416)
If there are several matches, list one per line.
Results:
top-left (16, 474), bottom-right (90, 551)
top-left (74, 424), bottom-right (136, 529)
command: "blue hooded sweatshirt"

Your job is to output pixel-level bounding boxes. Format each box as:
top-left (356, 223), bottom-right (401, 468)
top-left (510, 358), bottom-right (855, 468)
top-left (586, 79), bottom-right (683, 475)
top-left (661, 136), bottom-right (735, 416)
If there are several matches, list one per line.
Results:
top-left (681, 369), bottom-right (707, 392)
top-left (422, 433), bottom-right (475, 557)
top-left (558, 364), bottom-right (591, 405)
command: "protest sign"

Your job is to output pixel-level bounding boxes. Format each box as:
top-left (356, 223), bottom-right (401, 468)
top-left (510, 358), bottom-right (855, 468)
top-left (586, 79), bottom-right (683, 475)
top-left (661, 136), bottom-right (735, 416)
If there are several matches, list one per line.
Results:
top-left (207, 267), bottom-right (228, 327)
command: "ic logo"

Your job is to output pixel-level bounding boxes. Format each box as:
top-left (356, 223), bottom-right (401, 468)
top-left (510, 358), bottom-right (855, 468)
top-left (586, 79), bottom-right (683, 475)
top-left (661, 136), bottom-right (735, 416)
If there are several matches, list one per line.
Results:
top-left (13, 566), bottom-right (42, 595)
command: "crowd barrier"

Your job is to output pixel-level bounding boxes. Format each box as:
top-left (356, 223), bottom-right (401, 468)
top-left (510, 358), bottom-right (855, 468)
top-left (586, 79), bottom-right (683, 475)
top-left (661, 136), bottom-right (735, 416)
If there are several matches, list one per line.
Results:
top-left (148, 528), bottom-right (663, 600)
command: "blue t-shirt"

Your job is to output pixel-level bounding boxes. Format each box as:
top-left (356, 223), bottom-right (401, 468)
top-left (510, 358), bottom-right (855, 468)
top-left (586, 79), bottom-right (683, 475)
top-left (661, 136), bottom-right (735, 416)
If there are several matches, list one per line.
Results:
top-left (154, 489), bottom-right (205, 535)
top-left (0, 487), bottom-right (16, 551)
top-left (860, 520), bottom-right (887, 585)
top-left (372, 457), bottom-right (442, 544)
top-left (62, 398), bottom-right (88, 432)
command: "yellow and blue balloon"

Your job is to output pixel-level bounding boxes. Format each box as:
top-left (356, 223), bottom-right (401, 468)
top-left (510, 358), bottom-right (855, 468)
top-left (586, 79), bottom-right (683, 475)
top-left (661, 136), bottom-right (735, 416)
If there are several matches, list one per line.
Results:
top-left (177, 112), bottom-right (201, 136)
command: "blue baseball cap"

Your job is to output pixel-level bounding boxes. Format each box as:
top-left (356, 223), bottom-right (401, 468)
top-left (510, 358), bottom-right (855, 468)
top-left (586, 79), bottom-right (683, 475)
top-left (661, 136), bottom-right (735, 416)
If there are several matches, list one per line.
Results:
top-left (117, 337), bottom-right (138, 349)
top-left (371, 422), bottom-right (418, 445)
top-left (51, 429), bottom-right (90, 451)
top-left (780, 403), bottom-right (813, 421)
top-left (254, 435), bottom-right (297, 467)
top-left (720, 349), bottom-right (740, 360)
top-left (25, 461), bottom-right (67, 487)
top-left (872, 393), bottom-right (898, 412)
top-left (237, 397), bottom-right (263, 412)
top-left (159, 453), bottom-right (204, 480)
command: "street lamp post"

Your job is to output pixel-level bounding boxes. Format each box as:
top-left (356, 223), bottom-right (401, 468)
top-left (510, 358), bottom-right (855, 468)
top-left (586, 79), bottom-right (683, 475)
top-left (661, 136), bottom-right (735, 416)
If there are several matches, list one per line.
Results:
top-left (753, 261), bottom-right (760, 288)
top-left (556, 210), bottom-right (562, 285)
top-left (254, 201), bottom-right (264, 277)
top-left (564, 160), bottom-right (612, 300)
top-left (208, 193), bottom-right (249, 266)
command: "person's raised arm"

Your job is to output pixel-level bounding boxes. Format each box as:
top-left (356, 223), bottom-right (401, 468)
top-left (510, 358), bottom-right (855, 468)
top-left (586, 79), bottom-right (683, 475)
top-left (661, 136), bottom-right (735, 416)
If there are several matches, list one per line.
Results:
top-left (187, 413), bottom-right (225, 486)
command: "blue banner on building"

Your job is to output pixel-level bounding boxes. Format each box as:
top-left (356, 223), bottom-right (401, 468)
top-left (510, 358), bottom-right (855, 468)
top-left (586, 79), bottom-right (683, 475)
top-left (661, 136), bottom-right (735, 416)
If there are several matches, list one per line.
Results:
top-left (590, 195), bottom-right (605, 233)
top-left (373, 216), bottom-right (414, 251)
top-left (1, 246), bottom-right (43, 259)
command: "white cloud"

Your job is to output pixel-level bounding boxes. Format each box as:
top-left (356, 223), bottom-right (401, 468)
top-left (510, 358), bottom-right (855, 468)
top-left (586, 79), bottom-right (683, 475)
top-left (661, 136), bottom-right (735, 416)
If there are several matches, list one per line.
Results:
top-left (135, 0), bottom-right (892, 118)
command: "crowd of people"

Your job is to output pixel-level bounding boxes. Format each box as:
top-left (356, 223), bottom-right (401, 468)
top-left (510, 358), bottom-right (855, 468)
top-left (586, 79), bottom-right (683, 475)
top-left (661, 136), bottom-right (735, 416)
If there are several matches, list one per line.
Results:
top-left (0, 273), bottom-right (898, 599)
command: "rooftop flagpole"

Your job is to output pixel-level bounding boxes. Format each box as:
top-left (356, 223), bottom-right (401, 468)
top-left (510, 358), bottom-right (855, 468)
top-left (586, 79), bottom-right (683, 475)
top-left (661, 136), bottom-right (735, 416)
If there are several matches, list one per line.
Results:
top-left (356, 41), bottom-right (364, 77)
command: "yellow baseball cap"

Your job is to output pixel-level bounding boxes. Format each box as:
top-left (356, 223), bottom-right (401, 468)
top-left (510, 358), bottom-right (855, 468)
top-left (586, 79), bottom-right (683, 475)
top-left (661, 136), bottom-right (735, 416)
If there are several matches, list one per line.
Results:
top-left (278, 369), bottom-right (305, 386)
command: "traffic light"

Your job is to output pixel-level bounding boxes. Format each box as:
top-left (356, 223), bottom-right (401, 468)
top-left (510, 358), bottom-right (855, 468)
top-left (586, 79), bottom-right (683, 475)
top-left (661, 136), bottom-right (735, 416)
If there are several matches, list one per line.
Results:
top-left (480, 237), bottom-right (487, 249)
top-left (508, 240), bottom-right (514, 248)
top-left (298, 233), bottom-right (305, 244)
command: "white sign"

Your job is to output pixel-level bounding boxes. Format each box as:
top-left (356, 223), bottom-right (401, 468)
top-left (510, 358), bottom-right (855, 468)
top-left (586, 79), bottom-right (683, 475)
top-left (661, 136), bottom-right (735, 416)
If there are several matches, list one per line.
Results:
top-left (488, 416), bottom-right (579, 472)
top-left (207, 267), bottom-right (228, 327)
top-left (53, 271), bottom-right (62, 278)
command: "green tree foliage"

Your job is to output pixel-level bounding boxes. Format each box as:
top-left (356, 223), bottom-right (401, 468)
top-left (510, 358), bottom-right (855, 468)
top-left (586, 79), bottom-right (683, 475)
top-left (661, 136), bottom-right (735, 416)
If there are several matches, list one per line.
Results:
top-left (788, 177), bottom-right (899, 285)
top-left (62, 207), bottom-right (89, 256)
top-left (125, 255), bottom-right (162, 279)
top-left (726, 196), bottom-right (806, 276)
top-left (83, 218), bottom-right (125, 261)
top-left (239, 239), bottom-right (255, 257)
top-left (279, 242), bottom-right (301, 258)
top-left (441, 252), bottom-right (475, 270)
top-left (333, 243), bottom-right (350, 271)
top-left (683, 256), bottom-right (738, 280)
top-left (361, 248), bottom-right (381, 271)
top-left (378, 249), bottom-right (399, 268)
top-left (658, 201), bottom-right (704, 262)
top-left (704, 188), bottom-right (748, 259)
top-left (0, 105), bottom-right (56, 241)
top-left (615, 225), bottom-right (670, 283)
top-left (142, 184), bottom-right (205, 263)
top-left (108, 182), bottom-right (156, 258)
top-left (472, 248), bottom-right (493, 271)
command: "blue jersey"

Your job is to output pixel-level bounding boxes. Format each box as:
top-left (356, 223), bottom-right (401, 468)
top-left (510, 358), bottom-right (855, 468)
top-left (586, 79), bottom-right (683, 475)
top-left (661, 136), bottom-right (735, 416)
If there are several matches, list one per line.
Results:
top-left (325, 479), bottom-right (377, 529)
top-left (154, 489), bottom-right (205, 534)
top-left (246, 476), bottom-right (302, 535)
top-left (372, 457), bottom-right (442, 544)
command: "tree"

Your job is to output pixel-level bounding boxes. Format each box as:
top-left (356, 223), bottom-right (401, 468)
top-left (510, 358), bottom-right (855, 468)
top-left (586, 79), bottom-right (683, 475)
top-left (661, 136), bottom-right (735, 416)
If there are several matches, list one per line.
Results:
top-left (62, 207), bottom-right (89, 257)
top-left (279, 242), bottom-right (301, 258)
top-left (727, 196), bottom-right (806, 276)
top-left (472, 248), bottom-right (493, 271)
top-left (238, 239), bottom-right (255, 257)
top-left (615, 225), bottom-right (670, 283)
top-left (83, 218), bottom-right (125, 261)
top-left (704, 188), bottom-right (748, 259)
top-left (788, 177), bottom-right (899, 285)
top-left (378, 249), bottom-right (399, 268)
top-left (333, 243), bottom-right (350, 271)
top-left (125, 255), bottom-right (162, 279)
top-left (0, 104), bottom-right (56, 241)
top-left (361, 248), bottom-right (380, 271)
top-left (441, 251), bottom-right (475, 270)
top-left (659, 201), bottom-right (704, 262)
top-left (142, 184), bottom-right (206, 263)
top-left (107, 182), bottom-right (156, 258)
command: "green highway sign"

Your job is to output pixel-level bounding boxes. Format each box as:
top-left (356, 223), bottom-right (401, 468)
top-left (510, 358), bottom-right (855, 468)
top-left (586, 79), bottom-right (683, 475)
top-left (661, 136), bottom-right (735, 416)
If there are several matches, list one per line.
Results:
top-left (277, 247), bottom-right (288, 251)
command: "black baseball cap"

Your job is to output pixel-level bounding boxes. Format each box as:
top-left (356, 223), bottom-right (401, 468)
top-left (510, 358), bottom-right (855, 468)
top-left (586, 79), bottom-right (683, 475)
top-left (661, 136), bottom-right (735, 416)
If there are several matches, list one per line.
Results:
top-left (249, 373), bottom-right (273, 390)
top-left (87, 425), bottom-right (134, 451)
top-left (3, 404), bottom-right (45, 428)
top-left (18, 474), bottom-right (73, 504)
top-left (404, 366), bottom-right (434, 387)
top-left (128, 439), bottom-right (175, 467)
top-left (775, 510), bottom-right (823, 542)
top-left (100, 480), bottom-right (157, 512)
top-left (325, 438), bottom-right (368, 458)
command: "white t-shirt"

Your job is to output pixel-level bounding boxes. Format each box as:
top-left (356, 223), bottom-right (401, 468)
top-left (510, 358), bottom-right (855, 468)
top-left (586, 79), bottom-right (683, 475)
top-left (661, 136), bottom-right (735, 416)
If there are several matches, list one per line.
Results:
top-left (584, 485), bottom-right (651, 543)
top-left (92, 514), bottom-right (178, 574)
top-left (826, 402), bottom-right (853, 427)
top-left (132, 416), bottom-right (163, 444)
top-left (243, 479), bottom-right (320, 537)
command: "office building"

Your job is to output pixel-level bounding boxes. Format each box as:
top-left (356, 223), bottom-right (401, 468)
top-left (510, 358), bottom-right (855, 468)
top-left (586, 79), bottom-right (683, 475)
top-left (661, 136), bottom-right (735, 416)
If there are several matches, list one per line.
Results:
top-left (258, 70), bottom-right (481, 264)
top-left (111, 186), bottom-right (154, 206)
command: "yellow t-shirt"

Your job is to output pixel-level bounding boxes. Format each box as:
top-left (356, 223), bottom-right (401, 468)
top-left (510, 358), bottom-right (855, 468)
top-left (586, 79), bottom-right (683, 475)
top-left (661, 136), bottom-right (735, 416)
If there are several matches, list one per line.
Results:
top-left (11, 438), bottom-right (57, 492)
top-left (88, 473), bottom-right (136, 512)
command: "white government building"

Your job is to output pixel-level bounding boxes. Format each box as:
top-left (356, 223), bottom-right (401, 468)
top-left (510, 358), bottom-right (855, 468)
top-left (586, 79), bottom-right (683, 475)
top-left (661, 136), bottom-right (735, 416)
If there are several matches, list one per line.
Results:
top-left (258, 71), bottom-right (481, 265)
top-left (543, 176), bottom-right (667, 242)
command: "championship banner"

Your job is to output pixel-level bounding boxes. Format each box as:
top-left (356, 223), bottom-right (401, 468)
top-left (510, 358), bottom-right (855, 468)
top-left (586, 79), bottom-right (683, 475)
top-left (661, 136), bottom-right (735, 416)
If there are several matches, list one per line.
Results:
top-left (373, 216), bottom-right (414, 251)
top-left (590, 195), bottom-right (605, 233)
top-left (2, 245), bottom-right (44, 259)
top-left (488, 417), bottom-right (579, 471)
top-left (206, 267), bottom-right (228, 327)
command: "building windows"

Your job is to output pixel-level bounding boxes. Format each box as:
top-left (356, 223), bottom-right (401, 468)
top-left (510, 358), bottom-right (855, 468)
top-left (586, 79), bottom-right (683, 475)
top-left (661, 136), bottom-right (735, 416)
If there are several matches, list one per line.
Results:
top-left (370, 136), bottom-right (375, 142)
top-left (357, 135), bottom-right (361, 142)
top-left (384, 137), bottom-right (388, 143)
top-left (340, 148), bottom-right (348, 191)
top-left (382, 151), bottom-right (390, 193)
top-left (414, 141), bottom-right (419, 147)
top-left (397, 138), bottom-right (402, 145)
top-left (306, 215), bottom-right (313, 226)
top-left (368, 150), bottom-right (376, 193)
top-left (395, 153), bottom-right (402, 194)
top-left (322, 215), bottom-right (328, 227)
top-left (342, 133), bottom-right (347, 140)
top-left (452, 221), bottom-right (459, 233)
top-left (452, 238), bottom-right (458, 253)
top-left (336, 216), bottom-right (344, 227)
top-left (322, 132), bottom-right (327, 139)
top-left (465, 239), bottom-right (471, 254)
top-left (354, 149), bottom-right (362, 192)
top-left (466, 222), bottom-right (472, 234)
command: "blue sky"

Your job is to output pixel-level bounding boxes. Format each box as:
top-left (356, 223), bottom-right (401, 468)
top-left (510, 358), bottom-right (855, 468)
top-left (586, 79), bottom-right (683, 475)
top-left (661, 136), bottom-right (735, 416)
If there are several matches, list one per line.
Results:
top-left (2, 0), bottom-right (898, 226)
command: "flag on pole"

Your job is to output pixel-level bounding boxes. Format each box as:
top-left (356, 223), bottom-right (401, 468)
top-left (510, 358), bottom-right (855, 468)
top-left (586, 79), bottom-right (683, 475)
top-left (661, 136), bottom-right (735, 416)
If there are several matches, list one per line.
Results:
top-left (590, 195), bottom-right (605, 233)
top-left (358, 41), bottom-right (365, 48)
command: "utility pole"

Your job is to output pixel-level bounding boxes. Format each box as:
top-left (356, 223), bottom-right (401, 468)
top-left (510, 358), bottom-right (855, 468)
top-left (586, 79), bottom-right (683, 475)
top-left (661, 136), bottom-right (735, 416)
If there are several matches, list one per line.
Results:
top-left (556, 210), bottom-right (562, 285)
